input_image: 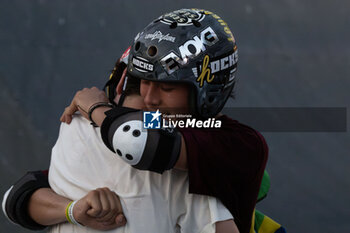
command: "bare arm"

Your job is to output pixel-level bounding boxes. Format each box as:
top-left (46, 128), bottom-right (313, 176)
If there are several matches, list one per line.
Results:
top-left (216, 220), bottom-right (240, 233)
top-left (28, 188), bottom-right (70, 225)
top-left (27, 187), bottom-right (126, 230)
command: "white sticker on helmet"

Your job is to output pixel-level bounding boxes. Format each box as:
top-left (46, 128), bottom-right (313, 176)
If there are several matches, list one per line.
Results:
top-left (160, 27), bottom-right (219, 74)
top-left (160, 9), bottom-right (205, 26)
top-left (144, 31), bottom-right (176, 43)
top-left (132, 56), bottom-right (154, 72)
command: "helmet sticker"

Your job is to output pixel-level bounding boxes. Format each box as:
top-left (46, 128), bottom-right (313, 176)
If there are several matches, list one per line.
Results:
top-left (120, 46), bottom-right (131, 60)
top-left (196, 55), bottom-right (214, 87)
top-left (200, 9), bottom-right (235, 42)
top-left (132, 56), bottom-right (154, 72)
top-left (144, 31), bottom-right (176, 43)
top-left (160, 52), bottom-right (183, 74)
top-left (160, 26), bottom-right (219, 74)
top-left (134, 32), bottom-right (143, 42)
top-left (178, 26), bottom-right (219, 59)
top-left (160, 9), bottom-right (205, 26)
top-left (193, 50), bottom-right (238, 87)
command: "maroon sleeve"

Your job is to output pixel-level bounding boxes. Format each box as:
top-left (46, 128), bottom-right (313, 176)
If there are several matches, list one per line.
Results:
top-left (178, 115), bottom-right (268, 233)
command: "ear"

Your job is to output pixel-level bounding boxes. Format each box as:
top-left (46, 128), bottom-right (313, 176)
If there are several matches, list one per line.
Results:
top-left (116, 68), bottom-right (127, 95)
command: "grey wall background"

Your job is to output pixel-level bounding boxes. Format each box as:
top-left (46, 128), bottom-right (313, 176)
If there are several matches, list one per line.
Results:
top-left (1, 0), bottom-right (349, 232)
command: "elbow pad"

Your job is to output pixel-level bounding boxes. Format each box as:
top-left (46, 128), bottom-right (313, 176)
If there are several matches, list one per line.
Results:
top-left (101, 107), bottom-right (181, 174)
top-left (2, 170), bottom-right (49, 230)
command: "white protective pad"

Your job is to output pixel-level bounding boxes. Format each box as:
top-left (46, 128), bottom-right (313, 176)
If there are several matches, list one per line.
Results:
top-left (112, 120), bottom-right (148, 166)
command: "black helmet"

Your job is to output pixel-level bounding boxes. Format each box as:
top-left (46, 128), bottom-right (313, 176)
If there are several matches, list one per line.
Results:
top-left (127, 8), bottom-right (238, 118)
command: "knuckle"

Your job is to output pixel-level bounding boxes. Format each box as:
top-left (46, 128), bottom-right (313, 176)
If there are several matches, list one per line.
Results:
top-left (89, 190), bottom-right (98, 196)
top-left (92, 209), bottom-right (101, 216)
top-left (91, 189), bottom-right (98, 194)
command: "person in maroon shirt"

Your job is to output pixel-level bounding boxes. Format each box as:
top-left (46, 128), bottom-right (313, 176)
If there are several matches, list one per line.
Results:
top-left (178, 117), bottom-right (268, 233)
top-left (62, 85), bottom-right (267, 233)
top-left (57, 8), bottom-right (269, 231)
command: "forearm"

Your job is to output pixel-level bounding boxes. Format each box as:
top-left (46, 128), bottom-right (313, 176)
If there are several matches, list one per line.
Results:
top-left (216, 220), bottom-right (240, 233)
top-left (28, 188), bottom-right (71, 226)
top-left (91, 106), bottom-right (113, 127)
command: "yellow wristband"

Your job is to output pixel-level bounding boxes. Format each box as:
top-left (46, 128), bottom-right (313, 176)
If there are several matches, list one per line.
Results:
top-left (65, 200), bottom-right (84, 227)
top-left (65, 201), bottom-right (74, 224)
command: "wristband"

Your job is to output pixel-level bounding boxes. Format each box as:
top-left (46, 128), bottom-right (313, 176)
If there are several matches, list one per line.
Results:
top-left (65, 201), bottom-right (84, 227)
top-left (88, 102), bottom-right (114, 127)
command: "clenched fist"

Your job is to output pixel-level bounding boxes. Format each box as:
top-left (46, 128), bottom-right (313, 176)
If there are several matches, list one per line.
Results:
top-left (73, 187), bottom-right (126, 231)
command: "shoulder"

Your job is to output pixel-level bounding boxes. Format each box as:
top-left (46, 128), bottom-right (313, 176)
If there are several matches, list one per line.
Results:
top-left (218, 115), bottom-right (269, 167)
top-left (220, 115), bottom-right (268, 151)
top-left (58, 114), bottom-right (96, 138)
top-left (180, 115), bottom-right (268, 179)
top-left (179, 115), bottom-right (267, 154)
top-left (55, 114), bottom-right (103, 151)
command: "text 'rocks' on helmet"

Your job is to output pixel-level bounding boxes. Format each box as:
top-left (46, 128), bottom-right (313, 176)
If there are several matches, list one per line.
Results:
top-left (127, 8), bottom-right (238, 118)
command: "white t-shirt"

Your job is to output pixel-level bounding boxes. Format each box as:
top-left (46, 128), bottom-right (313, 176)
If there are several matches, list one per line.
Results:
top-left (48, 115), bottom-right (232, 233)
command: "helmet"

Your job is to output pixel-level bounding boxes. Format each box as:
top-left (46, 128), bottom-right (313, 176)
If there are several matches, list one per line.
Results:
top-left (104, 46), bottom-right (131, 105)
top-left (127, 8), bottom-right (238, 118)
